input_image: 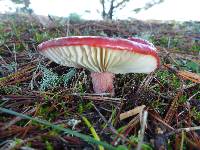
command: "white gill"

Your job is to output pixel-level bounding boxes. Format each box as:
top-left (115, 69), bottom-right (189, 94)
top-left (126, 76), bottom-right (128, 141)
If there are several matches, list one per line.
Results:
top-left (40, 45), bottom-right (157, 73)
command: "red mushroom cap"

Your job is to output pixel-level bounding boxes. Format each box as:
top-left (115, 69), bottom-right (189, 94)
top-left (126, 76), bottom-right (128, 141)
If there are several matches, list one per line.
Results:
top-left (128, 37), bottom-right (155, 48)
top-left (38, 36), bottom-right (160, 73)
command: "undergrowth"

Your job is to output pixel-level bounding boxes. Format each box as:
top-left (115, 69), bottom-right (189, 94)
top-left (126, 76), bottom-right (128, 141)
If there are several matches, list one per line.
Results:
top-left (0, 14), bottom-right (199, 150)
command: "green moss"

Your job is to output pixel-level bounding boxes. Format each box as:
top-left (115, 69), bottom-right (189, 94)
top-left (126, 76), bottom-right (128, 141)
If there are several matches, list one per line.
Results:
top-left (37, 105), bottom-right (59, 121)
top-left (0, 85), bottom-right (21, 95)
top-left (190, 44), bottom-right (200, 52)
top-left (191, 107), bottom-right (200, 121)
top-left (78, 101), bottom-right (93, 114)
top-left (156, 70), bottom-right (181, 89)
top-left (34, 32), bottom-right (52, 43)
top-left (45, 140), bottom-right (54, 150)
top-left (129, 135), bottom-right (153, 150)
top-left (178, 95), bottom-right (188, 104)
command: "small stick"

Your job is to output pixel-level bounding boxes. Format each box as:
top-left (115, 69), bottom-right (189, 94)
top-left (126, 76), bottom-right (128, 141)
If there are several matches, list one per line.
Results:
top-left (120, 105), bottom-right (146, 121)
top-left (136, 111), bottom-right (148, 150)
top-left (149, 111), bottom-right (174, 131)
top-left (92, 104), bottom-right (129, 143)
top-left (166, 126), bottom-right (200, 137)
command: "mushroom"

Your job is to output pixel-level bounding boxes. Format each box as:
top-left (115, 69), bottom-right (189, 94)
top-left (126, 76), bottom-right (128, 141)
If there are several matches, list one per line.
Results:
top-left (37, 36), bottom-right (159, 95)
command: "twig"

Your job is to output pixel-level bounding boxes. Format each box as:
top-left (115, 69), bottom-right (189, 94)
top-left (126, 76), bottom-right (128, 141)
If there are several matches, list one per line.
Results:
top-left (180, 131), bottom-right (185, 150)
top-left (71, 92), bottom-right (112, 96)
top-left (71, 94), bottom-right (126, 104)
top-left (136, 72), bottom-right (154, 94)
top-left (66, 18), bottom-right (70, 36)
top-left (166, 126), bottom-right (200, 137)
top-left (13, 44), bottom-right (17, 72)
top-left (136, 111), bottom-right (148, 150)
top-left (0, 65), bottom-right (35, 87)
top-left (0, 107), bottom-right (116, 150)
top-left (112, 114), bottom-right (140, 146)
top-left (120, 105), bottom-right (145, 120)
top-left (92, 104), bottom-right (128, 142)
top-left (164, 90), bottom-right (183, 124)
top-left (149, 111), bottom-right (174, 130)
top-left (164, 64), bottom-right (200, 83)
top-left (188, 91), bottom-right (200, 101)
top-left (29, 60), bottom-right (41, 90)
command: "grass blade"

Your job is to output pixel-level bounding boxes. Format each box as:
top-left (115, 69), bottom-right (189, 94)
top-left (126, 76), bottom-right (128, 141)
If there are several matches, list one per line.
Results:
top-left (82, 116), bottom-right (104, 150)
top-left (0, 107), bottom-right (116, 150)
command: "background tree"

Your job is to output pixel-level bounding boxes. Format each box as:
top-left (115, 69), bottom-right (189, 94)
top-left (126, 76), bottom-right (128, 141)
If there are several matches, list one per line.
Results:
top-left (10, 0), bottom-right (33, 14)
top-left (133, 0), bottom-right (164, 13)
top-left (100, 0), bottom-right (131, 20)
top-left (100, 0), bottom-right (164, 20)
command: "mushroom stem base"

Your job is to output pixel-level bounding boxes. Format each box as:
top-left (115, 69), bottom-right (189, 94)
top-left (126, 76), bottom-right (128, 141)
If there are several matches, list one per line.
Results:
top-left (90, 72), bottom-right (114, 95)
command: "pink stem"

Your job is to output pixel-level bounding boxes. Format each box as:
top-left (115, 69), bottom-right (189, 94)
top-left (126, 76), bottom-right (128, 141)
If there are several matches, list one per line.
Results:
top-left (90, 72), bottom-right (114, 95)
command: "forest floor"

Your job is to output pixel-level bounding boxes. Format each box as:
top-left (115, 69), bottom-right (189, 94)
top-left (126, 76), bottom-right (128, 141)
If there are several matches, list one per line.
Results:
top-left (0, 14), bottom-right (200, 150)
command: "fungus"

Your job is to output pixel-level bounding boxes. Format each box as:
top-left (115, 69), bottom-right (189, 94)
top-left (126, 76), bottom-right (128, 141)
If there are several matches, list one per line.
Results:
top-left (37, 36), bottom-right (159, 95)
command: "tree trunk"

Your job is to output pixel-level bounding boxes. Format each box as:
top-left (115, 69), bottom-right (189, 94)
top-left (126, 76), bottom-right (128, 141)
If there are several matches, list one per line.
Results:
top-left (108, 0), bottom-right (114, 19)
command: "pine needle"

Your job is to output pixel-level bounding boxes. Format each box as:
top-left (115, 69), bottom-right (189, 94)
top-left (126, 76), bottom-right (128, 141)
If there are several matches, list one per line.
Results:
top-left (0, 107), bottom-right (115, 150)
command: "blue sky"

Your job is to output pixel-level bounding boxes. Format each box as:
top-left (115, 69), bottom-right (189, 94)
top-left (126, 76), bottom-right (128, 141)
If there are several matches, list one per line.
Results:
top-left (0, 0), bottom-right (200, 21)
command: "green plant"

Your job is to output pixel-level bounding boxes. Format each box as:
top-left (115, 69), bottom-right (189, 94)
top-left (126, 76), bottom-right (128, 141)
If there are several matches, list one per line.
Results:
top-left (178, 95), bottom-right (188, 104)
top-left (191, 107), bottom-right (200, 121)
top-left (176, 59), bottom-right (200, 73)
top-left (39, 66), bottom-right (76, 91)
top-left (82, 116), bottom-right (104, 150)
top-left (129, 135), bottom-right (153, 150)
top-left (0, 85), bottom-right (21, 95)
top-left (0, 60), bottom-right (17, 74)
top-left (78, 101), bottom-right (93, 114)
top-left (150, 100), bottom-right (165, 114)
top-left (68, 13), bottom-right (82, 23)
top-left (190, 44), bottom-right (200, 52)
top-left (34, 32), bottom-right (52, 43)
top-left (39, 66), bottom-right (60, 91)
top-left (0, 107), bottom-right (117, 150)
top-left (152, 36), bottom-right (169, 47)
top-left (135, 32), bottom-right (152, 41)
top-left (156, 70), bottom-right (181, 89)
top-left (62, 69), bottom-right (76, 87)
top-left (45, 140), bottom-right (54, 150)
top-left (37, 105), bottom-right (58, 121)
